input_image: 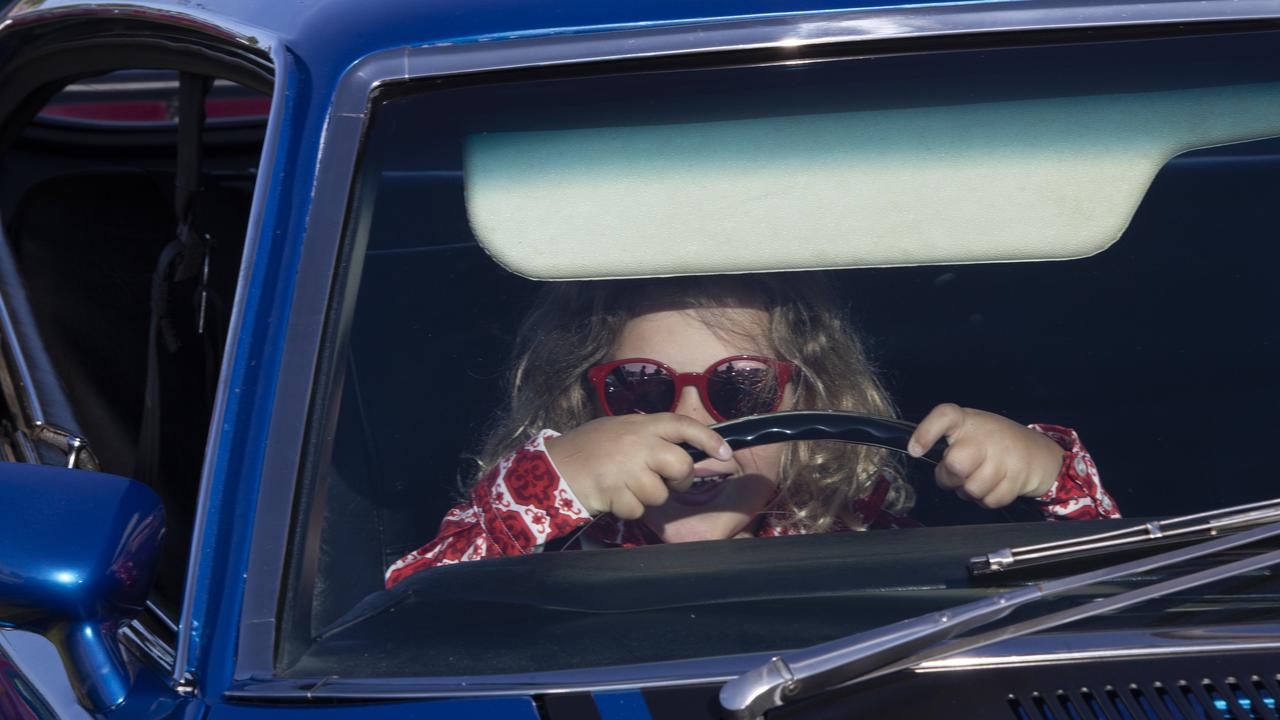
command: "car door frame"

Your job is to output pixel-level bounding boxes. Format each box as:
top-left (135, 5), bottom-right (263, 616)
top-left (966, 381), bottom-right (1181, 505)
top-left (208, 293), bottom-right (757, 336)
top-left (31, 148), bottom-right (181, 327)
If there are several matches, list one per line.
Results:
top-left (0, 2), bottom-right (277, 714)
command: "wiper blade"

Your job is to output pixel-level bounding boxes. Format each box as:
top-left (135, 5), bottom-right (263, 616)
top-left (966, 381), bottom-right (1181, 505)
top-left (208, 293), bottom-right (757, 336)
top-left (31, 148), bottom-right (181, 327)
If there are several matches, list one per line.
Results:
top-left (719, 520), bottom-right (1280, 720)
top-left (857, 545), bottom-right (1280, 687)
top-left (969, 496), bottom-right (1280, 576)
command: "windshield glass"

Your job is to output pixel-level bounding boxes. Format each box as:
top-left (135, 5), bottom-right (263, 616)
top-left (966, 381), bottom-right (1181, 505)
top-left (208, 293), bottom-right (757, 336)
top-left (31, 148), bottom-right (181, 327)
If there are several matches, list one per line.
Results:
top-left (277, 30), bottom-right (1280, 679)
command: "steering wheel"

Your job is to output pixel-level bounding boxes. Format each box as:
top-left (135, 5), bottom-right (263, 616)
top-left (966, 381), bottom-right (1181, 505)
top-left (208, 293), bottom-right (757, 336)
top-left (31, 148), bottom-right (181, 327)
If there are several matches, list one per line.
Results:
top-left (549, 412), bottom-right (957, 551)
top-left (680, 410), bottom-right (947, 463)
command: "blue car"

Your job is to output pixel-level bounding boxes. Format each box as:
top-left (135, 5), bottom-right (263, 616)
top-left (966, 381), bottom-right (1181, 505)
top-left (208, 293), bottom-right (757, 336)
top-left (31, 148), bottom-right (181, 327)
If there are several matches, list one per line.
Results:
top-left (3, 0), bottom-right (1280, 717)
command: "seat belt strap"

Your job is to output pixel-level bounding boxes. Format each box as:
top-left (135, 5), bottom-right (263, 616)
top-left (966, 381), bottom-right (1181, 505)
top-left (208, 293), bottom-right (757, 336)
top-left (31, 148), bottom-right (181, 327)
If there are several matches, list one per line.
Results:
top-left (136, 72), bottom-right (211, 486)
top-left (172, 73), bottom-right (213, 284)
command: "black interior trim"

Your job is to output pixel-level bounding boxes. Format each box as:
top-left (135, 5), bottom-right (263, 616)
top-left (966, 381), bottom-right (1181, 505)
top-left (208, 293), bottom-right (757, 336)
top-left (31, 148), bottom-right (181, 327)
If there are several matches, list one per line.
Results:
top-left (0, 36), bottom-right (271, 154)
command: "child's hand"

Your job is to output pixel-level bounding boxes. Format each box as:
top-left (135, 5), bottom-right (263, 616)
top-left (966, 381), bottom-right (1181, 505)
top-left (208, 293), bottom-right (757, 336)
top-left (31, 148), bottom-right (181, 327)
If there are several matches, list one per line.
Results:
top-left (907, 404), bottom-right (1064, 509)
top-left (545, 414), bottom-right (734, 519)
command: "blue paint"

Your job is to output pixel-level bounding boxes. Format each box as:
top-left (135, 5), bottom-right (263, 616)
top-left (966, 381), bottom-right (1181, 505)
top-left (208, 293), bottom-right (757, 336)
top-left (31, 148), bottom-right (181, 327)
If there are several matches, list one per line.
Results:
top-left (158, 0), bottom-right (982, 49)
top-left (0, 464), bottom-right (164, 712)
top-left (189, 48), bottom-right (317, 695)
top-left (108, 664), bottom-right (207, 720)
top-left (405, 0), bottom-right (1020, 47)
top-left (206, 696), bottom-right (541, 719)
top-left (593, 690), bottom-right (653, 720)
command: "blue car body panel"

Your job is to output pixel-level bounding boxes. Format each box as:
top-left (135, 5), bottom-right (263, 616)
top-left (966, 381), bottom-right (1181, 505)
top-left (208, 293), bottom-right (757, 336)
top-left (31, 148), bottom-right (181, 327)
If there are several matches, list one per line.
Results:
top-left (0, 465), bottom-right (164, 711)
top-left (6, 0), bottom-right (1277, 717)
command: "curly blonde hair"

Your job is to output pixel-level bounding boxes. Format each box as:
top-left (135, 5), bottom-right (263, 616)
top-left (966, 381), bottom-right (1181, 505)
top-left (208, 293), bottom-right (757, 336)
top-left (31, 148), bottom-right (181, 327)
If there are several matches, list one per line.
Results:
top-left (469, 272), bottom-right (913, 532)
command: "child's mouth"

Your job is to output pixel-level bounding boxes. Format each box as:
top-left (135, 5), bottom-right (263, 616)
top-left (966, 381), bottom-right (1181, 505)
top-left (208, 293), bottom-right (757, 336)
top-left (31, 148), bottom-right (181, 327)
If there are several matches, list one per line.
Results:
top-left (671, 474), bottom-right (730, 506)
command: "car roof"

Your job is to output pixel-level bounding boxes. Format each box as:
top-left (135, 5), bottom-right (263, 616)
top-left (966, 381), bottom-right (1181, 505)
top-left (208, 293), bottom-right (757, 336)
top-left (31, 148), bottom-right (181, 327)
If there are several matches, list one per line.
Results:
top-left (65, 0), bottom-right (982, 45)
top-left (0, 0), bottom-right (1175, 71)
top-left (6, 0), bottom-right (970, 50)
top-left (7, 0), bottom-right (1273, 92)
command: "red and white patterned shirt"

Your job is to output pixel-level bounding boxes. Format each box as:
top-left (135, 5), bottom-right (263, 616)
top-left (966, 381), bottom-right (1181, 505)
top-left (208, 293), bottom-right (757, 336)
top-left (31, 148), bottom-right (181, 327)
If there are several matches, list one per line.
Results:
top-left (385, 423), bottom-right (1119, 588)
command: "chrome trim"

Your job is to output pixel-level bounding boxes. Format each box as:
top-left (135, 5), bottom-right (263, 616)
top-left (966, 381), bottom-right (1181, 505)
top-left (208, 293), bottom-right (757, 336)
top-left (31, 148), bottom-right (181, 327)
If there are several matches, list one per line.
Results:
top-left (62, 77), bottom-right (243, 94)
top-left (971, 496), bottom-right (1280, 574)
top-left (11, 426), bottom-right (38, 464)
top-left (0, 1), bottom-right (273, 63)
top-left (227, 654), bottom-right (760, 700)
top-left (0, 275), bottom-right (45, 423)
top-left (919, 643), bottom-right (1280, 671)
top-left (146, 600), bottom-right (179, 635)
top-left (915, 623), bottom-right (1280, 671)
top-left (243, 0), bottom-right (1280, 696)
top-left (179, 36), bottom-right (285, 685)
top-left (333, 0), bottom-right (1280, 118)
top-left (31, 421), bottom-right (99, 471)
top-left (0, 264), bottom-right (97, 468)
top-left (118, 618), bottom-right (176, 672)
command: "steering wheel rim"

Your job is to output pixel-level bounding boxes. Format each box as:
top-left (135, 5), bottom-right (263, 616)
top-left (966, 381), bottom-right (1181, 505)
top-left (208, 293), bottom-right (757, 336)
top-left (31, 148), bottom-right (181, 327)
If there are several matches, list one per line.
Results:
top-left (680, 410), bottom-right (947, 463)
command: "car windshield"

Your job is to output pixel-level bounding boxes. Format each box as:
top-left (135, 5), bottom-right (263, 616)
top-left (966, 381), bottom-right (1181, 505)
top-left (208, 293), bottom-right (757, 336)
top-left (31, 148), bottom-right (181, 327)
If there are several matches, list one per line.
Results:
top-left (276, 30), bottom-right (1280, 680)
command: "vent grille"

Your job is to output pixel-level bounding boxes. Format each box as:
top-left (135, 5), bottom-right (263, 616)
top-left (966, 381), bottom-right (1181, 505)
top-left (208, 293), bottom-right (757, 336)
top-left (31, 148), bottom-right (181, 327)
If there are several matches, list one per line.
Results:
top-left (1008, 674), bottom-right (1280, 719)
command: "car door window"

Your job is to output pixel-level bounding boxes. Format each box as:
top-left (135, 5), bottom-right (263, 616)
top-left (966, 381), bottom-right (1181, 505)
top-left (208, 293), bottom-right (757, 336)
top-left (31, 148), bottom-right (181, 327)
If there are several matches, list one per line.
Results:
top-left (0, 67), bottom-right (269, 647)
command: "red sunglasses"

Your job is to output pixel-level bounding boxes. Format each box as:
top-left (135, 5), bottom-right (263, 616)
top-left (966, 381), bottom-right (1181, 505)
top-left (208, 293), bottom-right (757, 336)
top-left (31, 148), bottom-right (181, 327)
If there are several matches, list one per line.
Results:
top-left (587, 355), bottom-right (797, 422)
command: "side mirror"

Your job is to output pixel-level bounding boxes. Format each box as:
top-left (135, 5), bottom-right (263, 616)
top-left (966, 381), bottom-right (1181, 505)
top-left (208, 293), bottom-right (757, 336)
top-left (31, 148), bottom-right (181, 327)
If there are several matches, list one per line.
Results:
top-left (0, 463), bottom-right (164, 712)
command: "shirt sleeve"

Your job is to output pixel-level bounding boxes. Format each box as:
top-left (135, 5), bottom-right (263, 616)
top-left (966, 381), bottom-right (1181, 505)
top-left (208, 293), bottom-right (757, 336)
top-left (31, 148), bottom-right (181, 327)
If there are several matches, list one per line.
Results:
top-left (1026, 424), bottom-right (1121, 520)
top-left (384, 430), bottom-right (592, 588)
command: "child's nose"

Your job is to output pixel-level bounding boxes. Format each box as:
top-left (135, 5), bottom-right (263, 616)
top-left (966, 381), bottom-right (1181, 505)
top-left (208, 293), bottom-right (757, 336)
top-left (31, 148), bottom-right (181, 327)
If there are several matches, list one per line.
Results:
top-left (673, 385), bottom-right (715, 424)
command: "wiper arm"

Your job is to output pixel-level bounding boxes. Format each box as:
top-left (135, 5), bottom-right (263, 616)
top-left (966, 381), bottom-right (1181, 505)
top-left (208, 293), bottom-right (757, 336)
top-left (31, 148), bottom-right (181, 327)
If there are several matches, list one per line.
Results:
top-left (969, 496), bottom-right (1280, 576)
top-left (719, 520), bottom-right (1280, 720)
top-left (856, 545), bottom-right (1280, 687)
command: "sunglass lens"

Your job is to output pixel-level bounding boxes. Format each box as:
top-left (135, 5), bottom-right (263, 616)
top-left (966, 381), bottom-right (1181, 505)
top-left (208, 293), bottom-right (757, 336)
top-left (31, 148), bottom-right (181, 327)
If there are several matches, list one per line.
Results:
top-left (603, 362), bottom-right (675, 416)
top-left (707, 360), bottom-right (781, 419)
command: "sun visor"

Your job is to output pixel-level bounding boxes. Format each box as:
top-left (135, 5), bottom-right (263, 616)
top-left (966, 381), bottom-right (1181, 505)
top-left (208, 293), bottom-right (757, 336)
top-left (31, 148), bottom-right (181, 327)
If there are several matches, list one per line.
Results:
top-left (464, 83), bottom-right (1280, 280)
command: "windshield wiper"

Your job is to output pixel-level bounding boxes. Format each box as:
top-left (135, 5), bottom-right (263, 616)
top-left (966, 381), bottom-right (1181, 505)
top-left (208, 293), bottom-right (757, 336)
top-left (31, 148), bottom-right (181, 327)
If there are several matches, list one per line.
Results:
top-left (850, 545), bottom-right (1280, 687)
top-left (719, 520), bottom-right (1280, 720)
top-left (969, 496), bottom-right (1280, 575)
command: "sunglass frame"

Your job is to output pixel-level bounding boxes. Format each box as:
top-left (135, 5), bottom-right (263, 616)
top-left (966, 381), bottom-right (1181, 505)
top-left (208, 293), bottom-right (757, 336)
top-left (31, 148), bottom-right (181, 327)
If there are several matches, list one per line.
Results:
top-left (586, 354), bottom-right (797, 422)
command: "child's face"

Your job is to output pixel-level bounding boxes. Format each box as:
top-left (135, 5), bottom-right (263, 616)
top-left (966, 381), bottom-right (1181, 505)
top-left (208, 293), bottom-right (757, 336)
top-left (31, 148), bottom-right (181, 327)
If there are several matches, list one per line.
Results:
top-left (607, 305), bottom-right (792, 543)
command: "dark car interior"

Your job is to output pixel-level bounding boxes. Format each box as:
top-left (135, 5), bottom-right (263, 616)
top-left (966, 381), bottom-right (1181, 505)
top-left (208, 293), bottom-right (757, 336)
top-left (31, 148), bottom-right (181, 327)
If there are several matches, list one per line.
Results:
top-left (289, 131), bottom-right (1280, 647)
top-left (0, 69), bottom-right (269, 612)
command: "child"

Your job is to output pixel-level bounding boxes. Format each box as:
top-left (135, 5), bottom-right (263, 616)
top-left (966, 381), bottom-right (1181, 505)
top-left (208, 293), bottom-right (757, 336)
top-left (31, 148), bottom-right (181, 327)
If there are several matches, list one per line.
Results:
top-left (385, 274), bottom-right (1117, 587)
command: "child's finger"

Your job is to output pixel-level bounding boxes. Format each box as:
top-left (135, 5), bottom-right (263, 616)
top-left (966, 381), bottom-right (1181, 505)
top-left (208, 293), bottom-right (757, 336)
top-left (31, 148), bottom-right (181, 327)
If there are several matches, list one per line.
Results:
top-left (959, 462), bottom-right (1004, 506)
top-left (610, 493), bottom-right (646, 520)
top-left (654, 413), bottom-right (733, 461)
top-left (665, 477), bottom-right (694, 493)
top-left (940, 441), bottom-right (985, 483)
top-left (909, 403), bottom-right (966, 457)
top-left (981, 476), bottom-right (1021, 510)
top-left (935, 463), bottom-right (965, 491)
top-left (646, 442), bottom-right (696, 492)
top-left (627, 471), bottom-right (672, 507)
